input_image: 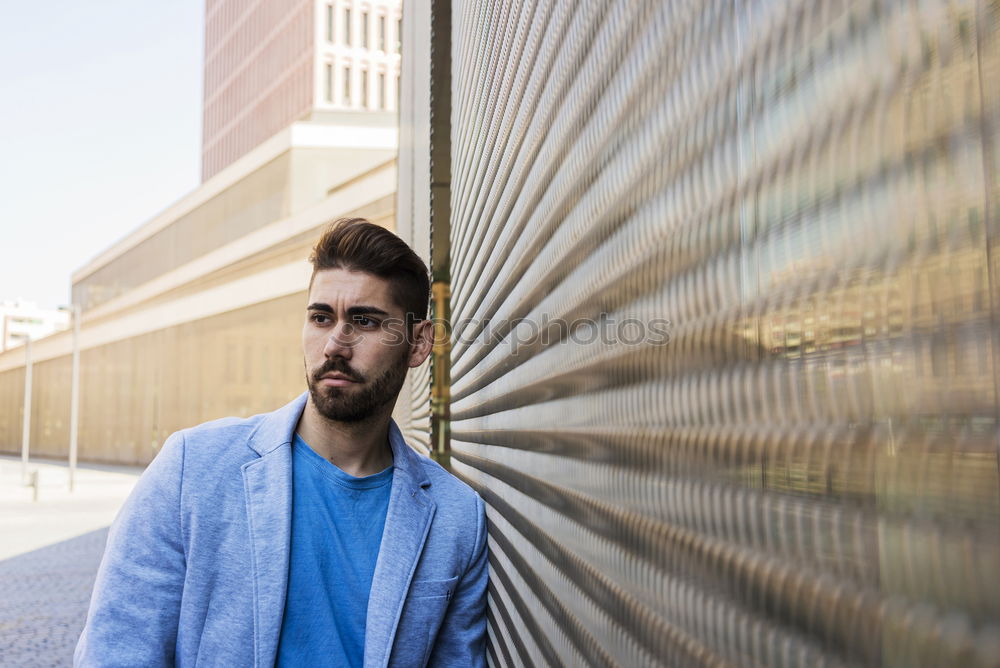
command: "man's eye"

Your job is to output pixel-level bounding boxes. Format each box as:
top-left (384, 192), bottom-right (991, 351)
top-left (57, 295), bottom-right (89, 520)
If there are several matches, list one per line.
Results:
top-left (311, 313), bottom-right (332, 324)
top-left (354, 316), bottom-right (379, 328)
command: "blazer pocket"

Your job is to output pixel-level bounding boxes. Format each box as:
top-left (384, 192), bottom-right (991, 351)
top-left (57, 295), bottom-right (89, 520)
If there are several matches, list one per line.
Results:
top-left (407, 575), bottom-right (460, 600)
top-left (391, 575), bottom-right (462, 666)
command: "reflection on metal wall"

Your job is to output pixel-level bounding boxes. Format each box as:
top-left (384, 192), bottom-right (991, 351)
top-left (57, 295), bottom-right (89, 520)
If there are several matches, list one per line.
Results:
top-left (394, 0), bottom-right (433, 453)
top-left (395, 0), bottom-right (450, 454)
top-left (447, 1), bottom-right (999, 665)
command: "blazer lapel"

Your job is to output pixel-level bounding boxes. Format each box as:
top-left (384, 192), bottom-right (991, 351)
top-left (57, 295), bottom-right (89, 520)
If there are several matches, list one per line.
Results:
top-left (363, 423), bottom-right (436, 668)
top-left (241, 393), bottom-right (306, 668)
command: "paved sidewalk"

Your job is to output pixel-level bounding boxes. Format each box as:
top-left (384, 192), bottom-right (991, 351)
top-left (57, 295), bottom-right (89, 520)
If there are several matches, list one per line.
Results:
top-left (0, 456), bottom-right (143, 666)
top-left (0, 528), bottom-right (110, 667)
top-left (0, 456), bottom-right (142, 561)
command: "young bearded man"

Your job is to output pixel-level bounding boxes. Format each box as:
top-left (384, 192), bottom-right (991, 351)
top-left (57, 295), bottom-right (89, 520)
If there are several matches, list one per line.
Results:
top-left (75, 219), bottom-right (488, 667)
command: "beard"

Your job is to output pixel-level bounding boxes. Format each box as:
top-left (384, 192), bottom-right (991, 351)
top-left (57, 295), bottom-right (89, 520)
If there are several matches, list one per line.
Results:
top-left (306, 353), bottom-right (409, 423)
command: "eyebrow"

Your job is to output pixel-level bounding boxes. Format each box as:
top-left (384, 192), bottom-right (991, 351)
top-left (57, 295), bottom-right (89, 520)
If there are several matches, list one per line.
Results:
top-left (306, 303), bottom-right (391, 318)
top-left (306, 303), bottom-right (334, 314)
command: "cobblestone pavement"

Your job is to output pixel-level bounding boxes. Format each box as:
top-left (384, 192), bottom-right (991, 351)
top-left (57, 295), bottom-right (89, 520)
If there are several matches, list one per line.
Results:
top-left (0, 455), bottom-right (140, 667)
top-left (0, 527), bottom-right (109, 667)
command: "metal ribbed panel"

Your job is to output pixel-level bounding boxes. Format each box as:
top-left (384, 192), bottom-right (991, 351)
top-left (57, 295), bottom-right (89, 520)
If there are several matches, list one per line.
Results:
top-left (395, 363), bottom-right (432, 454)
top-left (448, 1), bottom-right (1000, 666)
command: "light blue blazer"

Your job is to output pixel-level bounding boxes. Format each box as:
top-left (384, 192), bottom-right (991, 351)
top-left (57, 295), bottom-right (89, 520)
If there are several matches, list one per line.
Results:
top-left (75, 393), bottom-right (487, 667)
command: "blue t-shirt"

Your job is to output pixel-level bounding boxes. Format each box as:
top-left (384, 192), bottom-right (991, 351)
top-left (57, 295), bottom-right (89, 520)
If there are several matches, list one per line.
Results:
top-left (276, 433), bottom-right (394, 667)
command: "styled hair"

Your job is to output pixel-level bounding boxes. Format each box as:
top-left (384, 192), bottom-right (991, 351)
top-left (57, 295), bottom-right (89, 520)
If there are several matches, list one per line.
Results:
top-left (309, 218), bottom-right (431, 319)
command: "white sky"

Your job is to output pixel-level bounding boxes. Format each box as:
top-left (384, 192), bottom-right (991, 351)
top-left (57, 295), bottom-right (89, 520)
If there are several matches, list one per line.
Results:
top-left (0, 0), bottom-right (204, 309)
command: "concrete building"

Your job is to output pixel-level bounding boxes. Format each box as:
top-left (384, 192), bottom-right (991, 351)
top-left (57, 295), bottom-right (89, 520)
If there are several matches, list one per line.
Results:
top-left (0, 301), bottom-right (71, 352)
top-left (202, 0), bottom-right (402, 180)
top-left (0, 0), bottom-right (418, 464)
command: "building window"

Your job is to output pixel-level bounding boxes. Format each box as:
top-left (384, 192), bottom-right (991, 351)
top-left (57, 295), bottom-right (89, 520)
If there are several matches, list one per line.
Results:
top-left (378, 72), bottom-right (386, 109)
top-left (343, 7), bottom-right (352, 45)
top-left (324, 63), bottom-right (333, 102)
top-left (360, 68), bottom-right (369, 109)
top-left (378, 15), bottom-right (386, 51)
top-left (343, 65), bottom-right (351, 104)
top-left (361, 11), bottom-right (369, 49)
top-left (396, 17), bottom-right (402, 52)
top-left (326, 4), bottom-right (334, 42)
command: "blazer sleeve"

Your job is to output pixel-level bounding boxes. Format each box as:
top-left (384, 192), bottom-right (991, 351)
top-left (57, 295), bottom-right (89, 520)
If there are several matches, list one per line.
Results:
top-left (427, 494), bottom-right (489, 667)
top-left (74, 430), bottom-right (187, 667)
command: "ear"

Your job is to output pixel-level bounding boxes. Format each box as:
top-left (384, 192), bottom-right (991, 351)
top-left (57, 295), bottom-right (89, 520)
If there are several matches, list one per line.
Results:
top-left (407, 319), bottom-right (435, 367)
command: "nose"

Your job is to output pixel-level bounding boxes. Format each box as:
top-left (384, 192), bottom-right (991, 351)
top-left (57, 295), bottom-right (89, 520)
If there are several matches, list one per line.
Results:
top-left (322, 322), bottom-right (357, 359)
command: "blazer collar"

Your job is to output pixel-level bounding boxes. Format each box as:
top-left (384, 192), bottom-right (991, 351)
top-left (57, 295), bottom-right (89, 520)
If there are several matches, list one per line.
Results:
top-left (386, 417), bottom-right (431, 490)
top-left (245, 391), bottom-right (432, 491)
top-left (364, 416), bottom-right (437, 667)
top-left (241, 393), bottom-right (301, 668)
top-left (246, 391), bottom-right (308, 457)
top-left (242, 391), bottom-right (435, 668)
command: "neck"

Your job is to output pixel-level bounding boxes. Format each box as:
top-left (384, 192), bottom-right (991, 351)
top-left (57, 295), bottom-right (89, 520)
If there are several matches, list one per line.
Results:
top-left (296, 398), bottom-right (395, 477)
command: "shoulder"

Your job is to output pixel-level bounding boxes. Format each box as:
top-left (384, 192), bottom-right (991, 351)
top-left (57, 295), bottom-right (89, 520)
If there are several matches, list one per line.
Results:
top-left (150, 409), bottom-right (283, 503)
top-left (415, 455), bottom-right (485, 534)
top-left (159, 407), bottom-right (275, 468)
top-left (390, 423), bottom-right (482, 513)
top-left (406, 453), bottom-right (487, 575)
top-left (180, 414), bottom-right (260, 443)
top-left (174, 397), bottom-right (299, 448)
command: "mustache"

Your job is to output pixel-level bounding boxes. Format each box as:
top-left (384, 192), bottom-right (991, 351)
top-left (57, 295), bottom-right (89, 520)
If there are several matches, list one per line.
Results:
top-left (312, 358), bottom-right (364, 383)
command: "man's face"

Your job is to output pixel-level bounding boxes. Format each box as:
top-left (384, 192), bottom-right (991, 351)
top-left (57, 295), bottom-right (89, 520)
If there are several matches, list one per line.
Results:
top-left (303, 268), bottom-right (431, 422)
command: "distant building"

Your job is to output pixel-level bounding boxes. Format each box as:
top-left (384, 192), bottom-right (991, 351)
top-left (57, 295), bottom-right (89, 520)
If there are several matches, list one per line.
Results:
top-left (0, 301), bottom-right (70, 352)
top-left (202, 0), bottom-right (402, 180)
top-left (0, 0), bottom-right (421, 464)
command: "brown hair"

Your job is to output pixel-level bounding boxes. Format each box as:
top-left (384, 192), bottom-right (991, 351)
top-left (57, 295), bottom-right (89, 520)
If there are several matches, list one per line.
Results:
top-left (309, 217), bottom-right (431, 319)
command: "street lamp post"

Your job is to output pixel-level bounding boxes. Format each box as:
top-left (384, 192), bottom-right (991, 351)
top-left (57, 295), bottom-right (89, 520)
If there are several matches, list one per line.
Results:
top-left (17, 334), bottom-right (33, 484)
top-left (68, 304), bottom-right (80, 491)
top-left (57, 303), bottom-right (82, 491)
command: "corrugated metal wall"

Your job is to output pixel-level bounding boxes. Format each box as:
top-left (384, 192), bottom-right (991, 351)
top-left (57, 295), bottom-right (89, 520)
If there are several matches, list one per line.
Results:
top-left (395, 0), bottom-right (438, 454)
top-left (445, 0), bottom-right (1000, 665)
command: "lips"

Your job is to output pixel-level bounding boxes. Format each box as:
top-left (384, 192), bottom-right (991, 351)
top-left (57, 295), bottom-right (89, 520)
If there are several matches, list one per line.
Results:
top-left (317, 369), bottom-right (361, 388)
top-left (313, 360), bottom-right (364, 387)
top-left (321, 372), bottom-right (357, 382)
